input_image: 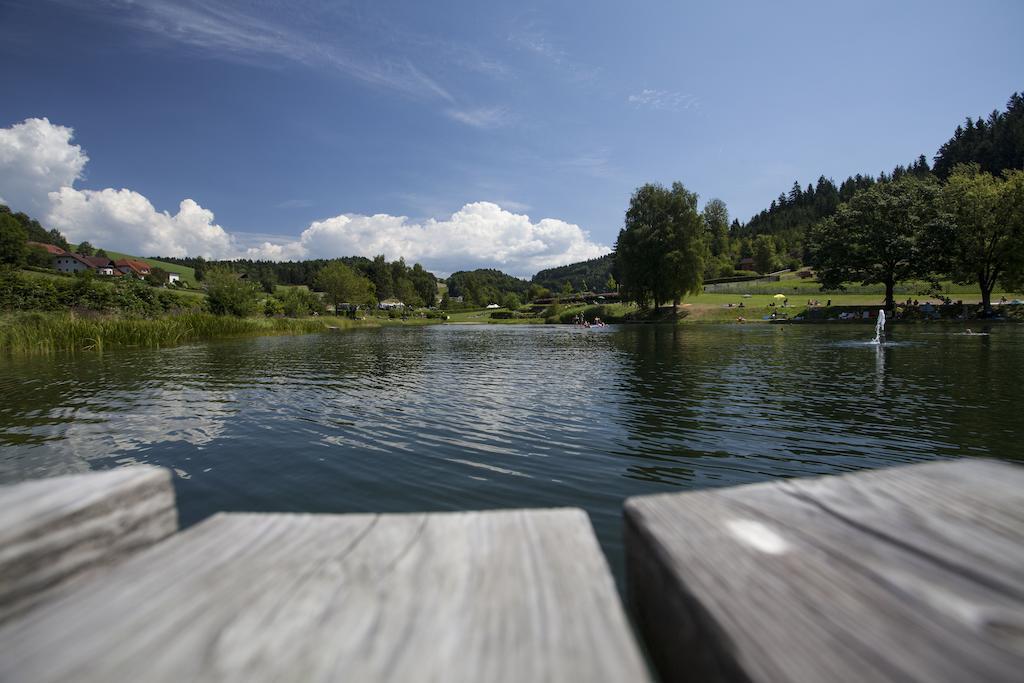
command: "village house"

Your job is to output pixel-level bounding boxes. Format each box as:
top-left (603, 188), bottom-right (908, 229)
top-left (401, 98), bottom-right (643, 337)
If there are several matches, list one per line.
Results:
top-left (54, 253), bottom-right (117, 274)
top-left (114, 259), bottom-right (152, 278)
top-left (378, 298), bottom-right (405, 310)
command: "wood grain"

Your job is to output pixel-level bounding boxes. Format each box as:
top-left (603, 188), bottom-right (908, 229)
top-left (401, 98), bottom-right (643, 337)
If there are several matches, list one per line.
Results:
top-left (0, 466), bottom-right (177, 623)
top-left (625, 459), bottom-right (1024, 683)
top-left (0, 508), bottom-right (650, 682)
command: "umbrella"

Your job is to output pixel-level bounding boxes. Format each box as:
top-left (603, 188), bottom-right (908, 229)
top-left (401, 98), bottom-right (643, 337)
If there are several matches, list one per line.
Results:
top-left (773, 294), bottom-right (786, 299)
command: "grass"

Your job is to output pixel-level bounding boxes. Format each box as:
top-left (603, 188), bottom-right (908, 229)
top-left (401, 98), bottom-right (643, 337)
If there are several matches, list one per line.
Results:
top-left (0, 312), bottom-right (377, 355)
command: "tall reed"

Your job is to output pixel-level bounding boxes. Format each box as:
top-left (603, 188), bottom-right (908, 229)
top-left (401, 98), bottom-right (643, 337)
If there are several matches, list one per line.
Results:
top-left (0, 312), bottom-right (376, 355)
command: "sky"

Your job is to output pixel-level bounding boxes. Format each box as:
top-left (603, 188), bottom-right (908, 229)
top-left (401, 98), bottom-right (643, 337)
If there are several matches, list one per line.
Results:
top-left (1, 0), bottom-right (1022, 277)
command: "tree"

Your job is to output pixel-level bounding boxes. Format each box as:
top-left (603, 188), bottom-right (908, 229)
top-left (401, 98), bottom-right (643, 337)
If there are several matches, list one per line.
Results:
top-left (204, 266), bottom-right (260, 316)
top-left (605, 274), bottom-right (617, 292)
top-left (810, 176), bottom-right (942, 310)
top-left (500, 292), bottom-right (521, 311)
top-left (145, 267), bottom-right (170, 287)
top-left (315, 262), bottom-right (376, 311)
top-left (703, 198), bottom-right (730, 257)
top-left (615, 182), bottom-right (705, 309)
top-left (752, 234), bottom-right (779, 274)
top-left (937, 165), bottom-right (1024, 313)
top-left (96, 248), bottom-right (108, 258)
top-left (76, 241), bottom-right (95, 256)
top-left (0, 213), bottom-right (28, 266)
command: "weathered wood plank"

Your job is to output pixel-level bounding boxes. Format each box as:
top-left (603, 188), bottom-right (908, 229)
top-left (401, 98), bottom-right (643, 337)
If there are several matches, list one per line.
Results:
top-left (625, 459), bottom-right (1024, 683)
top-left (0, 466), bottom-right (177, 623)
top-left (0, 508), bottom-right (650, 683)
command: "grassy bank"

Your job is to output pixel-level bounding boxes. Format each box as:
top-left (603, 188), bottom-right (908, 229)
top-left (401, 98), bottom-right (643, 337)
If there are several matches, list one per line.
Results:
top-left (0, 312), bottom-right (376, 354)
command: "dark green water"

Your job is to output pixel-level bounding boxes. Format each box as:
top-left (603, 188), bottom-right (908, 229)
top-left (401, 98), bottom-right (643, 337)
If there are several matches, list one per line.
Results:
top-left (2, 324), bottom-right (1022, 579)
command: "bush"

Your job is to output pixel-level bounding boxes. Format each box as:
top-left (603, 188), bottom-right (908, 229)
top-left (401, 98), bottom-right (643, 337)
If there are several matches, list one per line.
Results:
top-left (204, 266), bottom-right (260, 317)
top-left (279, 287), bottom-right (325, 317)
top-left (264, 296), bottom-right (285, 317)
top-left (0, 269), bottom-right (197, 316)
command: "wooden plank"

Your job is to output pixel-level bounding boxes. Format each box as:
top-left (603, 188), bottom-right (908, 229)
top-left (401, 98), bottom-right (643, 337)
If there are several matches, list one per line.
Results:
top-left (0, 466), bottom-right (177, 623)
top-left (0, 508), bottom-right (651, 683)
top-left (624, 459), bottom-right (1024, 683)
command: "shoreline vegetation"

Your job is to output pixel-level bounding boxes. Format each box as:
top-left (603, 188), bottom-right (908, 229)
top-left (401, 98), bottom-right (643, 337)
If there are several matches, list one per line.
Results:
top-left (0, 312), bottom-right (380, 355)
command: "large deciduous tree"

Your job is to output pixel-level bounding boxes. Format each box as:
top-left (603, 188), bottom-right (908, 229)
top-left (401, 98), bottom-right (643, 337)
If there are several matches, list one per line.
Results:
top-left (315, 261), bottom-right (376, 311)
top-left (615, 182), bottom-right (705, 309)
top-left (809, 176), bottom-right (942, 311)
top-left (938, 164), bottom-right (1024, 313)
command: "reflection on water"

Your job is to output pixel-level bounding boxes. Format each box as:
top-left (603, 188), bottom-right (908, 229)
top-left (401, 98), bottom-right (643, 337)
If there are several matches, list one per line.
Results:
top-left (1, 324), bottom-right (1022, 580)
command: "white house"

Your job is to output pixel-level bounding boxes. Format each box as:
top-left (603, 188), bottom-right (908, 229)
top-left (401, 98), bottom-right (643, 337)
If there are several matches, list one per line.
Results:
top-left (378, 299), bottom-right (405, 310)
top-left (167, 272), bottom-right (181, 284)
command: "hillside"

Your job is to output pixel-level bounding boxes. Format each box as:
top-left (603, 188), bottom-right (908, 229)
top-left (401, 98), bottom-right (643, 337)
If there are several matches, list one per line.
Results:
top-left (532, 254), bottom-right (615, 293)
top-left (103, 251), bottom-right (199, 286)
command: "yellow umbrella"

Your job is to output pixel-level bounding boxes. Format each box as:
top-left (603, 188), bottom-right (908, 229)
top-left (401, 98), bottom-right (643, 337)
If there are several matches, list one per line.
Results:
top-left (773, 294), bottom-right (786, 299)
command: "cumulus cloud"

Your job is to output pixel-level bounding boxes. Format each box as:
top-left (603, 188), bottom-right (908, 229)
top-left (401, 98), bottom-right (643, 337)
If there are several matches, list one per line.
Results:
top-left (246, 202), bottom-right (609, 277)
top-left (0, 117), bottom-right (236, 258)
top-left (0, 117), bottom-right (88, 217)
top-left (47, 188), bottom-right (235, 258)
top-left (0, 117), bottom-right (608, 275)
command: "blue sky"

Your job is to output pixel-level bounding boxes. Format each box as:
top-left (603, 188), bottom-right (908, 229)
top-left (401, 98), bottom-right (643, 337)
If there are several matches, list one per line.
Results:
top-left (1, 0), bottom-right (1022, 276)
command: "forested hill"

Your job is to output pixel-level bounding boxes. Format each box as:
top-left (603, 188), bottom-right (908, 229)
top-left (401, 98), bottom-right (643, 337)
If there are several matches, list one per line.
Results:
top-left (155, 255), bottom-right (439, 306)
top-left (933, 92), bottom-right (1024, 179)
top-left (1, 204), bottom-right (71, 251)
top-left (531, 254), bottom-right (614, 293)
top-left (733, 90), bottom-right (1023, 256)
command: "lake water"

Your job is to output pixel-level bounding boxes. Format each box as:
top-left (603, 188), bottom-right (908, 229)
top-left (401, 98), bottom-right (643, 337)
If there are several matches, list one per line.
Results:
top-left (2, 323), bottom-right (1022, 581)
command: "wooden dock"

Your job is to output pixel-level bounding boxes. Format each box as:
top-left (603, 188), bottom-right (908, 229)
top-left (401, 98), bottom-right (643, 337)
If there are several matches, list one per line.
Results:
top-left (0, 459), bottom-right (1021, 682)
top-left (625, 459), bottom-right (1024, 682)
top-left (0, 467), bottom-right (648, 682)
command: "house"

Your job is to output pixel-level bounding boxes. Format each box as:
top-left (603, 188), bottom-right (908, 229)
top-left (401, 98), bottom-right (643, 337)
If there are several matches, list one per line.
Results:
top-left (485, 303), bottom-right (500, 309)
top-left (378, 299), bottom-right (405, 310)
top-left (737, 257), bottom-right (757, 272)
top-left (166, 272), bottom-right (181, 284)
top-left (53, 253), bottom-right (117, 275)
top-left (26, 241), bottom-right (66, 256)
top-left (114, 259), bottom-right (152, 278)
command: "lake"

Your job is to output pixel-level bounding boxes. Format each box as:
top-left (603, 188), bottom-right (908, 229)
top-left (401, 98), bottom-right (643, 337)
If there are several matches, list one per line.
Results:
top-left (2, 323), bottom-right (1022, 581)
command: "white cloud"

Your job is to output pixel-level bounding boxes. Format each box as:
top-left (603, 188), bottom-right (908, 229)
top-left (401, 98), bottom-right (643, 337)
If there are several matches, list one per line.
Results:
top-left (628, 89), bottom-right (700, 112)
top-left (47, 188), bottom-right (235, 258)
top-left (0, 117), bottom-right (88, 217)
top-left (1, 117), bottom-right (608, 275)
top-left (246, 202), bottom-right (609, 277)
top-left (1, 117), bottom-right (235, 258)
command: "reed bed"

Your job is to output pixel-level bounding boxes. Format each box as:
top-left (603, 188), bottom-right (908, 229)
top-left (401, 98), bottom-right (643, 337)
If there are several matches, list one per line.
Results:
top-left (0, 312), bottom-right (375, 355)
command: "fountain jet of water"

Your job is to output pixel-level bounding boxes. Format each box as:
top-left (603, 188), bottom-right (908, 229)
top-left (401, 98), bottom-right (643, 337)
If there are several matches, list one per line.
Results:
top-left (872, 309), bottom-right (886, 344)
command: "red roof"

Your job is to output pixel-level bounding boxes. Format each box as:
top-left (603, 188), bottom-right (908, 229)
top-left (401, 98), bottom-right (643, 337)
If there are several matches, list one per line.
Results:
top-left (114, 259), bottom-right (152, 274)
top-left (26, 241), bottom-right (66, 255)
top-left (82, 256), bottom-right (114, 268)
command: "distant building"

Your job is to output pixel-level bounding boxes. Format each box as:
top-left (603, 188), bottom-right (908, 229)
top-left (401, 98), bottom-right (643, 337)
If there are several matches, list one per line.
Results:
top-left (485, 303), bottom-right (500, 309)
top-left (737, 257), bottom-right (756, 272)
top-left (54, 253), bottom-right (115, 274)
top-left (167, 272), bottom-right (181, 284)
top-left (378, 299), bottom-right (405, 310)
top-left (114, 259), bottom-right (152, 278)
